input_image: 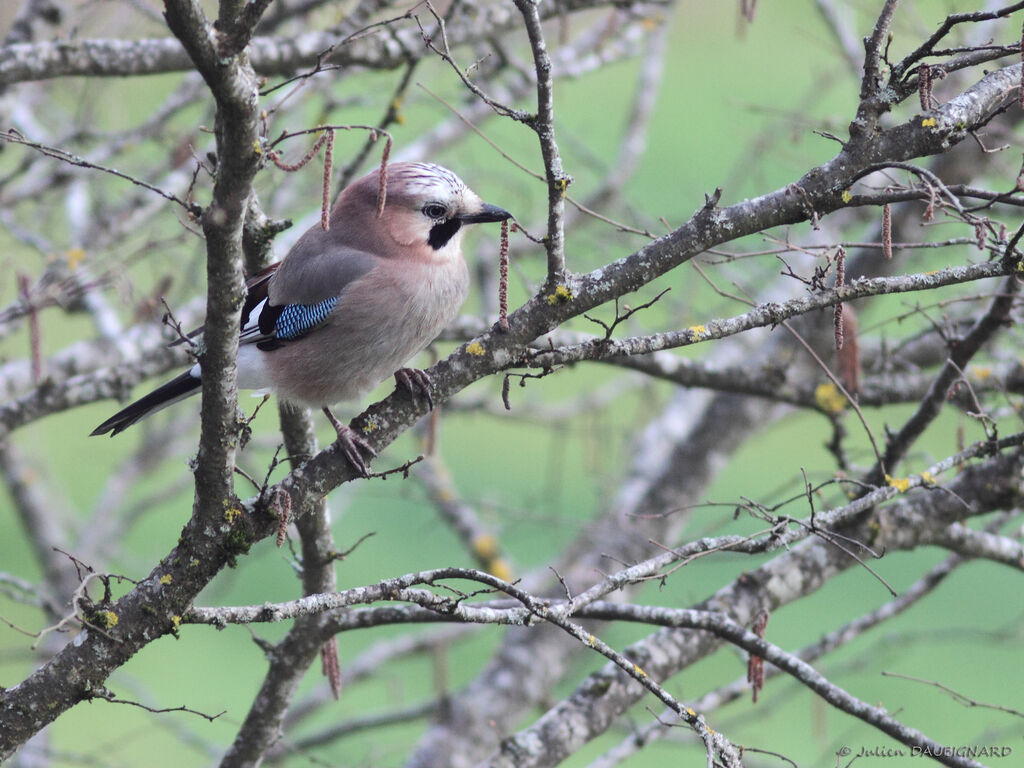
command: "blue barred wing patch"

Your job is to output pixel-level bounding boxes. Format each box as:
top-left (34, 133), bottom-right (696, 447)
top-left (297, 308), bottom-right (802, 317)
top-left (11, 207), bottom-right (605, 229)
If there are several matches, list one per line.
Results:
top-left (274, 296), bottom-right (338, 340)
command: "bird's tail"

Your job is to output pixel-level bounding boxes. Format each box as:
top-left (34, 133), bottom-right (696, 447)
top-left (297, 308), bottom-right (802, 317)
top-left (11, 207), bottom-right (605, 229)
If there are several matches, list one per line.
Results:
top-left (91, 370), bottom-right (201, 436)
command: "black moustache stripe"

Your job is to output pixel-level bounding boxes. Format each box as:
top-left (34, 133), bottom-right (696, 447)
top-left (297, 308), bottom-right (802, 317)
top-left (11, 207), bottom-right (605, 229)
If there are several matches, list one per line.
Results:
top-left (429, 218), bottom-right (462, 250)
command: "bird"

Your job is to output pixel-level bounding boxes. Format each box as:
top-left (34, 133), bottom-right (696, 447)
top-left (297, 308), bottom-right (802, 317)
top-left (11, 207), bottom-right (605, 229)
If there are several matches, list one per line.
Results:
top-left (91, 161), bottom-right (512, 475)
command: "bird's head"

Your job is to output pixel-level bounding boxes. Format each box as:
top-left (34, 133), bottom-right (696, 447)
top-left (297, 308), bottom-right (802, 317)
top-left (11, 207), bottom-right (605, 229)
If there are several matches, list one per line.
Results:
top-left (336, 162), bottom-right (511, 262)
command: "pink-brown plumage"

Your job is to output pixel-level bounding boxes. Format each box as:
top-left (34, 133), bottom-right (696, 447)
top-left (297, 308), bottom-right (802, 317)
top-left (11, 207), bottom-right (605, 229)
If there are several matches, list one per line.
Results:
top-left (260, 250), bottom-right (469, 407)
top-left (92, 162), bottom-right (510, 456)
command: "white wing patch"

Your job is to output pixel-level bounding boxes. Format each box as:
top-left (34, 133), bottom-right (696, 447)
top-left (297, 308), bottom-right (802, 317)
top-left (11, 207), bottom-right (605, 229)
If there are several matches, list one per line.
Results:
top-left (239, 297), bottom-right (269, 344)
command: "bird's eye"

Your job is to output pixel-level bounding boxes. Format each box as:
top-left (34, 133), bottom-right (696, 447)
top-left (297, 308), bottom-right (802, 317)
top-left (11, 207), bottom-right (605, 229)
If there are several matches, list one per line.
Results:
top-left (422, 203), bottom-right (448, 220)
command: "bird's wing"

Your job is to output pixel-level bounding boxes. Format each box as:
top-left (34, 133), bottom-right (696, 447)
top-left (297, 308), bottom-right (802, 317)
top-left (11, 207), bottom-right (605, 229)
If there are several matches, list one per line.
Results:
top-left (170, 263), bottom-right (280, 347)
top-left (170, 238), bottom-right (378, 351)
top-left (247, 240), bottom-right (379, 352)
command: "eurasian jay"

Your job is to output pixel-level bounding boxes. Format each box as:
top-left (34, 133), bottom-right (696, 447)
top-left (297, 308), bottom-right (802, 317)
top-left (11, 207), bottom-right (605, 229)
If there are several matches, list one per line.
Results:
top-left (91, 162), bottom-right (511, 474)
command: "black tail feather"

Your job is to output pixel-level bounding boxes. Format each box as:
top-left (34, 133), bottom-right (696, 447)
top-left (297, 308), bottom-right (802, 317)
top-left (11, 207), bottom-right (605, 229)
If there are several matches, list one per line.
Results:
top-left (91, 371), bottom-right (201, 436)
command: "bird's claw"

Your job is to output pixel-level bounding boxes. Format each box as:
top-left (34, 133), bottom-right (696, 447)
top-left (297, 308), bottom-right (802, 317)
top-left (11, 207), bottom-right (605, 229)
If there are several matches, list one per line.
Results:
top-left (338, 428), bottom-right (376, 477)
top-left (322, 407), bottom-right (376, 477)
top-left (394, 367), bottom-right (434, 410)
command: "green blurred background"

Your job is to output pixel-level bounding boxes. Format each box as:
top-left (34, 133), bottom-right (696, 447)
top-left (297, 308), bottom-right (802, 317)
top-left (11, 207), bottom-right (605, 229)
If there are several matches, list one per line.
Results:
top-left (1, 1), bottom-right (1021, 766)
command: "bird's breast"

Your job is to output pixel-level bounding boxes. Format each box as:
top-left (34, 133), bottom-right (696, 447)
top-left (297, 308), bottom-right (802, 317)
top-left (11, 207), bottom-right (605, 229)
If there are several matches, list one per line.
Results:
top-left (262, 256), bottom-right (469, 407)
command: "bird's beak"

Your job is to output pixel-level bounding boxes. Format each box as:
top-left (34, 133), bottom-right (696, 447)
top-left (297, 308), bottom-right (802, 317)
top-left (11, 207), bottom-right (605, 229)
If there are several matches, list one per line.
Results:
top-left (459, 202), bottom-right (512, 224)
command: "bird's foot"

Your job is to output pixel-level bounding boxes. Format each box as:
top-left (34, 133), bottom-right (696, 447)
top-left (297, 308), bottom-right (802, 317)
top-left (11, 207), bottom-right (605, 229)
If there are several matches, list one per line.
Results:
top-left (322, 407), bottom-right (376, 477)
top-left (394, 367), bottom-right (434, 410)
